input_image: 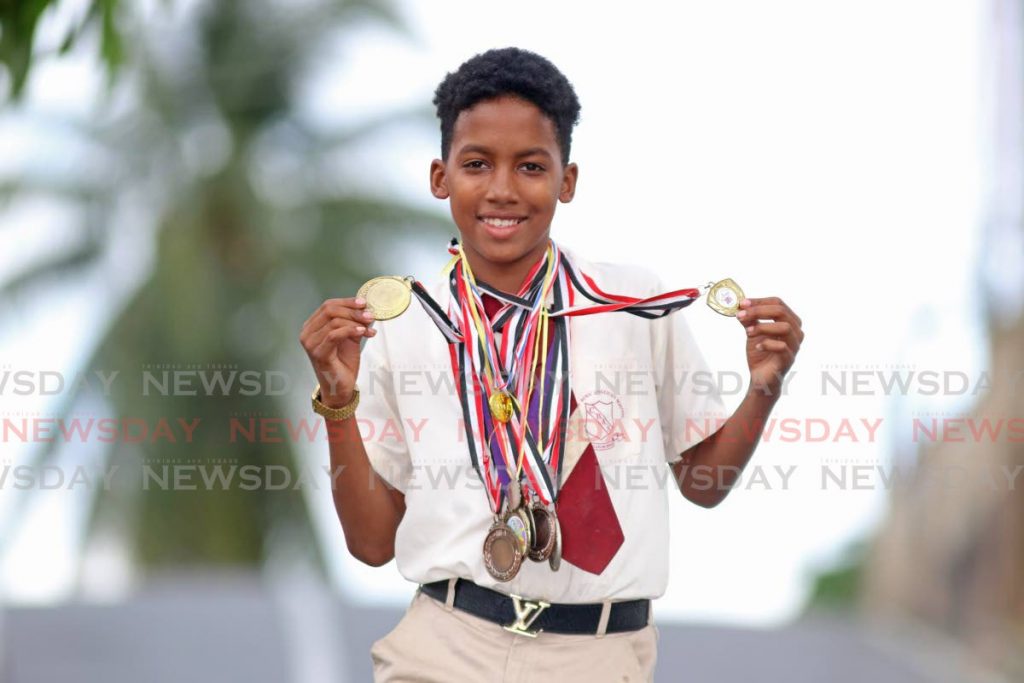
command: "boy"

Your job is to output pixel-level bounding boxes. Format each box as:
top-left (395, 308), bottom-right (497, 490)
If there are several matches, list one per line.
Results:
top-left (299, 47), bottom-right (803, 682)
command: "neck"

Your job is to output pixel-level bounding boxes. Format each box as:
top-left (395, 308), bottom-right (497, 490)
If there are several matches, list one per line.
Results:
top-left (464, 241), bottom-right (551, 294)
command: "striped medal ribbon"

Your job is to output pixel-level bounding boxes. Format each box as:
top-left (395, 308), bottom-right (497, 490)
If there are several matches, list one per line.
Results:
top-left (409, 239), bottom-right (703, 515)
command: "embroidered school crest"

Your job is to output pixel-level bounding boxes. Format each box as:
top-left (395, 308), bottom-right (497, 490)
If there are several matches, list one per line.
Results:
top-left (580, 390), bottom-right (625, 451)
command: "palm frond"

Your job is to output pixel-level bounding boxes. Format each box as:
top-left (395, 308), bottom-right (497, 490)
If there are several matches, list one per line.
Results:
top-left (1, 0), bottom-right (437, 578)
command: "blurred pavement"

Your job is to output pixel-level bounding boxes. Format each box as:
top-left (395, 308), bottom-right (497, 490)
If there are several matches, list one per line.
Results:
top-left (0, 572), bottom-right (1005, 683)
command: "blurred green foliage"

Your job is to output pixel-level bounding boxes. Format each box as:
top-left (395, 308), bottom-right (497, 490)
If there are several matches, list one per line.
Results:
top-left (1, 0), bottom-right (452, 576)
top-left (802, 538), bottom-right (867, 614)
top-left (0, 0), bottom-right (124, 99)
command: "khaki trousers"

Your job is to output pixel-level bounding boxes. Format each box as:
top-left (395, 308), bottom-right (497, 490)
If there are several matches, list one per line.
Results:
top-left (370, 582), bottom-right (659, 682)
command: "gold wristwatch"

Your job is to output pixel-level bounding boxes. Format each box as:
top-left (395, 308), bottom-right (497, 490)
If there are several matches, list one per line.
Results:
top-left (311, 384), bottom-right (360, 421)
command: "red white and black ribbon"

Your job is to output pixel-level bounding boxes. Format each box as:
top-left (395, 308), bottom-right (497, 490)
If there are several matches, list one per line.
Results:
top-left (410, 238), bottom-right (701, 514)
top-left (554, 252), bottom-right (702, 318)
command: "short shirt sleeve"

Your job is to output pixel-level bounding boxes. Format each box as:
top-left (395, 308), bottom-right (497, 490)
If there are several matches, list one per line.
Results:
top-left (649, 277), bottom-right (729, 464)
top-left (354, 326), bottom-right (413, 492)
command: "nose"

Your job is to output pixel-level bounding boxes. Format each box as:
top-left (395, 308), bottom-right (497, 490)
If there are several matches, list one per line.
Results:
top-left (485, 165), bottom-right (518, 204)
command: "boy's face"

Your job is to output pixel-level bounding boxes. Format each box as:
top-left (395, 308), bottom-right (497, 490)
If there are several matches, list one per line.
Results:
top-left (430, 95), bottom-right (578, 290)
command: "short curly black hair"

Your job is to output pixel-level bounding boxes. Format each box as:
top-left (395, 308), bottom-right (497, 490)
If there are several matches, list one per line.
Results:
top-left (432, 47), bottom-right (582, 166)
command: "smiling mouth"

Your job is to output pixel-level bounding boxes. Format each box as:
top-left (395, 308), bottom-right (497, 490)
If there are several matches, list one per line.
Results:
top-left (478, 216), bottom-right (526, 228)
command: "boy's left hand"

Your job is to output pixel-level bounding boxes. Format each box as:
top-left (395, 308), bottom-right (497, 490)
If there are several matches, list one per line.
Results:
top-left (736, 296), bottom-right (804, 398)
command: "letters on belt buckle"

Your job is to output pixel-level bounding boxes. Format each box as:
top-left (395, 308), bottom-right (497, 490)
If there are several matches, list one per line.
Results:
top-left (503, 594), bottom-right (550, 637)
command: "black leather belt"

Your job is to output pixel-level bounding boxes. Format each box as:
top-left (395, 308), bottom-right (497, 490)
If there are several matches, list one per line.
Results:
top-left (420, 578), bottom-right (650, 636)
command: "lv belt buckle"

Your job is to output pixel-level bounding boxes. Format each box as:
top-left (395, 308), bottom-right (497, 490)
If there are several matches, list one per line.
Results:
top-left (503, 594), bottom-right (550, 637)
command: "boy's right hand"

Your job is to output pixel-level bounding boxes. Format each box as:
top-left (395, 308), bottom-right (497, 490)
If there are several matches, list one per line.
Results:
top-left (299, 297), bottom-right (377, 408)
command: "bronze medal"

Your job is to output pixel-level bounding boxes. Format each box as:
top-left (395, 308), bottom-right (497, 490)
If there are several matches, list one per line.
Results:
top-left (507, 481), bottom-right (522, 511)
top-left (527, 503), bottom-right (557, 562)
top-left (483, 517), bottom-right (523, 582)
top-left (705, 278), bottom-right (745, 317)
top-left (357, 276), bottom-right (412, 321)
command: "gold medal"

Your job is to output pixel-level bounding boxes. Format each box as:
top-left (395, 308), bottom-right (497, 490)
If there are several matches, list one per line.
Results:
top-left (357, 276), bottom-right (412, 321)
top-left (527, 503), bottom-right (557, 562)
top-left (705, 278), bottom-right (745, 317)
top-left (506, 507), bottom-right (534, 556)
top-left (488, 390), bottom-right (514, 423)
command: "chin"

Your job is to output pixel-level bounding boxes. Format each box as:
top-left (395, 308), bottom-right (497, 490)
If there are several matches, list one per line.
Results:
top-left (481, 241), bottom-right (530, 260)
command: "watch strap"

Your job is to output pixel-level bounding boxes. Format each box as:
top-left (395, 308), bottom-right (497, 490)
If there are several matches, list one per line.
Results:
top-left (311, 384), bottom-right (359, 421)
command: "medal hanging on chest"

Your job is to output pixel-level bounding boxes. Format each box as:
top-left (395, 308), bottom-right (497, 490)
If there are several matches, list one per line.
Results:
top-left (404, 238), bottom-right (734, 581)
top-left (451, 243), bottom-right (569, 581)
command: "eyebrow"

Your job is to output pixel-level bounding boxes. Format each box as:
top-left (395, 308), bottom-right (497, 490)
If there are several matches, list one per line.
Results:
top-left (456, 144), bottom-right (554, 160)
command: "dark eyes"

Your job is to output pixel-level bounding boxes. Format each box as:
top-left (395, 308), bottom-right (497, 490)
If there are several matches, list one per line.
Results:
top-left (462, 160), bottom-right (545, 172)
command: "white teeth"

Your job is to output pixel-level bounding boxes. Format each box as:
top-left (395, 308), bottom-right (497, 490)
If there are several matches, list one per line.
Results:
top-left (481, 218), bottom-right (522, 228)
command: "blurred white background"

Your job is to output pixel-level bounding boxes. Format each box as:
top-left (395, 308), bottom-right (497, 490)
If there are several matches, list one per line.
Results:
top-left (0, 0), bottom-right (989, 628)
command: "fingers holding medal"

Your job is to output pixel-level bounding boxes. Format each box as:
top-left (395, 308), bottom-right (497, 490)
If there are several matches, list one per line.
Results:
top-left (299, 295), bottom-right (383, 407)
top-left (702, 281), bottom-right (803, 391)
top-left (735, 296), bottom-right (804, 395)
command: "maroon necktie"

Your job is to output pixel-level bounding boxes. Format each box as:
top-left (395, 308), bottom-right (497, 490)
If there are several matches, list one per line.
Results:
top-left (482, 295), bottom-right (623, 575)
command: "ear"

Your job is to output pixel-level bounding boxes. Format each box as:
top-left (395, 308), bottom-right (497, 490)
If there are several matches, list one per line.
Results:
top-left (558, 162), bottom-right (578, 203)
top-left (430, 159), bottom-right (449, 199)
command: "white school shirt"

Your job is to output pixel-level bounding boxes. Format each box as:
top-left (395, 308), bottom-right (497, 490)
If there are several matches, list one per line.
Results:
top-left (354, 245), bottom-right (728, 603)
